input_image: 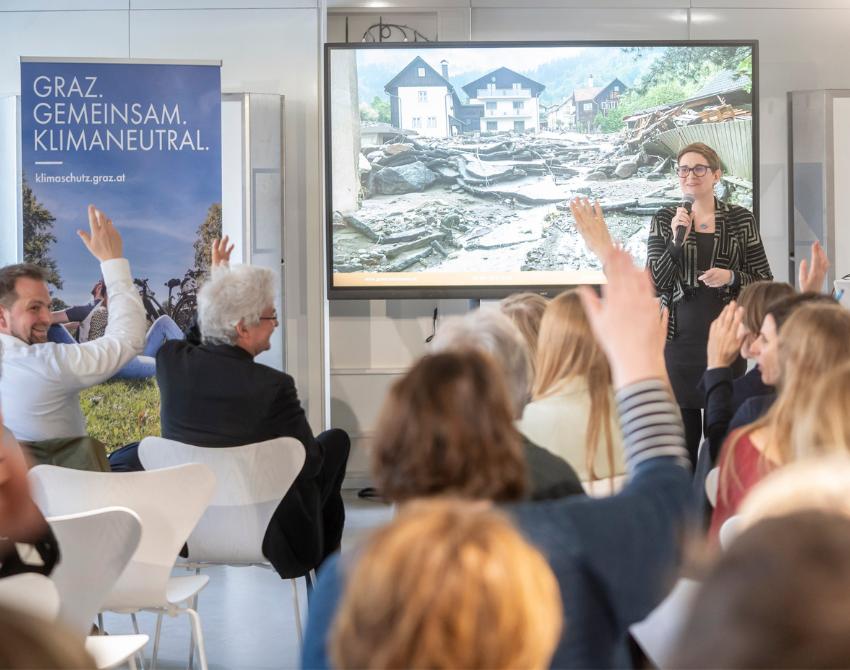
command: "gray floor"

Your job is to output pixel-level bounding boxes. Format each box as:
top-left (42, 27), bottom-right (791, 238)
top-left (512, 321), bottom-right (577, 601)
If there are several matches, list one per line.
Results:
top-left (101, 491), bottom-right (394, 670)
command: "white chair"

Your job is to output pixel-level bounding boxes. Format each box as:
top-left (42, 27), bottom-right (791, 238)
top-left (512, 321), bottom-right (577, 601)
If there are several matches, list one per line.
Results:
top-left (29, 463), bottom-right (215, 670)
top-left (138, 436), bottom-right (308, 654)
top-left (719, 514), bottom-right (742, 550)
top-left (0, 573), bottom-right (60, 621)
top-left (48, 507), bottom-right (148, 670)
top-left (630, 578), bottom-right (701, 668)
top-left (705, 467), bottom-right (720, 507)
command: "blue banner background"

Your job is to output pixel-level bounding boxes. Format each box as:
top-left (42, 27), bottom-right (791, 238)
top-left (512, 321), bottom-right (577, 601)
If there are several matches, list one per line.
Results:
top-left (21, 61), bottom-right (221, 307)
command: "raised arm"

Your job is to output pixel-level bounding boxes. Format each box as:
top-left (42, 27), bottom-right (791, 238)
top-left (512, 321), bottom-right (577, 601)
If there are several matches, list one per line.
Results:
top-left (53, 206), bottom-right (146, 389)
top-left (572, 249), bottom-right (691, 624)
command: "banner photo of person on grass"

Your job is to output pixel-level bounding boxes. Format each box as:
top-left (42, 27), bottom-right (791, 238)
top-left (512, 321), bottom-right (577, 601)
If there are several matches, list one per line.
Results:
top-left (19, 58), bottom-right (222, 448)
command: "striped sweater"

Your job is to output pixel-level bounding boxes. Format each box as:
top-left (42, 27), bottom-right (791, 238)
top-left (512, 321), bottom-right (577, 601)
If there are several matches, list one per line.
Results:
top-left (647, 198), bottom-right (773, 340)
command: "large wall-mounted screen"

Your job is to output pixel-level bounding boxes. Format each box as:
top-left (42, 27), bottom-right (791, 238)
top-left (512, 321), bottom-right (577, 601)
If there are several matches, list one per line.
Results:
top-left (325, 40), bottom-right (757, 299)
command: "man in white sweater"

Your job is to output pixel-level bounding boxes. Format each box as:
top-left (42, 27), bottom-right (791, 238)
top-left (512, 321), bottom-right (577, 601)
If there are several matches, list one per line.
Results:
top-left (0, 205), bottom-right (146, 468)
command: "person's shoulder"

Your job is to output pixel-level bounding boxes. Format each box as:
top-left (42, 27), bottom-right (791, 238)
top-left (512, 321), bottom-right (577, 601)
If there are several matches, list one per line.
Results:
top-left (156, 338), bottom-right (192, 359)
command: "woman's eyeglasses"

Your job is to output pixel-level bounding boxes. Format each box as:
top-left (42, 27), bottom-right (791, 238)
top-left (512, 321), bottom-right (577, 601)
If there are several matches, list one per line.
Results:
top-left (675, 164), bottom-right (711, 178)
top-left (259, 313), bottom-right (278, 322)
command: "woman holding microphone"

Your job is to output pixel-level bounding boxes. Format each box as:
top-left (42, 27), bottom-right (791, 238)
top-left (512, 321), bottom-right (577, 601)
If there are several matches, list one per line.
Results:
top-left (646, 142), bottom-right (772, 461)
top-left (571, 142), bottom-right (772, 463)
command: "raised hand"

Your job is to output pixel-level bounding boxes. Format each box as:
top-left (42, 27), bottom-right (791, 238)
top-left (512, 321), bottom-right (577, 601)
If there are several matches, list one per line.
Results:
top-left (707, 301), bottom-right (744, 369)
top-left (77, 205), bottom-right (123, 262)
top-left (211, 235), bottom-right (235, 268)
top-left (570, 197), bottom-right (615, 263)
top-left (799, 240), bottom-right (830, 293)
top-left (578, 248), bottom-right (667, 389)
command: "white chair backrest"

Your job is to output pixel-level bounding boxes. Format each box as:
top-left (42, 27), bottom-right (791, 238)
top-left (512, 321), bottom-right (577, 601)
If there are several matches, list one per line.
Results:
top-left (0, 573), bottom-right (60, 622)
top-left (28, 464), bottom-right (215, 610)
top-left (138, 436), bottom-right (305, 564)
top-left (719, 514), bottom-right (742, 550)
top-left (705, 467), bottom-right (720, 508)
top-left (47, 507), bottom-right (142, 638)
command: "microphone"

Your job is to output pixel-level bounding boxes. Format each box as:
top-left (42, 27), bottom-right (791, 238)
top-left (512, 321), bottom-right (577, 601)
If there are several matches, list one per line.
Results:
top-left (674, 194), bottom-right (695, 247)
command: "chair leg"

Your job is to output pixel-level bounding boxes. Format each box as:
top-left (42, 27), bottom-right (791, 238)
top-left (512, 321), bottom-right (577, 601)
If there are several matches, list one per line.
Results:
top-left (291, 578), bottom-right (303, 646)
top-left (184, 607), bottom-right (208, 670)
top-left (151, 613), bottom-right (163, 670)
top-left (97, 612), bottom-right (105, 634)
top-left (188, 568), bottom-right (201, 670)
top-left (129, 654), bottom-right (139, 670)
top-left (130, 613), bottom-right (146, 670)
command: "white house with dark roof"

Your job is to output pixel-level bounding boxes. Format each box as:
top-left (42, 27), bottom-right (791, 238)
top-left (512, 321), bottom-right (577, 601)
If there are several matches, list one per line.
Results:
top-left (461, 67), bottom-right (545, 134)
top-left (384, 56), bottom-right (483, 138)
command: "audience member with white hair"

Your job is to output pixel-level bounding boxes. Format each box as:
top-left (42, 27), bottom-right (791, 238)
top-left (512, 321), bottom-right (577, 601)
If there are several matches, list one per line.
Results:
top-left (151, 241), bottom-right (350, 579)
top-left (430, 308), bottom-right (584, 500)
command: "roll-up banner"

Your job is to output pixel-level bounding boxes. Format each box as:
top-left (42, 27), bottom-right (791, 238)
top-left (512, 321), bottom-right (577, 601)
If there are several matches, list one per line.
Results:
top-left (20, 59), bottom-right (222, 329)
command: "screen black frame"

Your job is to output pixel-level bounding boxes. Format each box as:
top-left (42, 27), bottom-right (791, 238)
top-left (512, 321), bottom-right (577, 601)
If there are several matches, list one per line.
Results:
top-left (324, 39), bottom-right (759, 300)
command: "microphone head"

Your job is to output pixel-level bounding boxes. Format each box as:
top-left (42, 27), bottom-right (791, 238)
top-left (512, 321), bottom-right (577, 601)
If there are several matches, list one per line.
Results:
top-left (681, 193), bottom-right (695, 213)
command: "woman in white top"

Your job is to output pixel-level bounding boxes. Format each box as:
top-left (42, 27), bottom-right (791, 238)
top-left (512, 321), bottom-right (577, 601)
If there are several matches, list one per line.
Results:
top-left (518, 290), bottom-right (625, 483)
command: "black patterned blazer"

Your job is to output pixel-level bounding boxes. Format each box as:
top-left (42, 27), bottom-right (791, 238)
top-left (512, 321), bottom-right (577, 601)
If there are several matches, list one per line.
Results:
top-left (647, 198), bottom-right (773, 339)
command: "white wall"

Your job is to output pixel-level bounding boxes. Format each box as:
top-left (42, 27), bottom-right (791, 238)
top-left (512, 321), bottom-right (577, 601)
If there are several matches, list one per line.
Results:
top-left (3, 0), bottom-right (850, 485)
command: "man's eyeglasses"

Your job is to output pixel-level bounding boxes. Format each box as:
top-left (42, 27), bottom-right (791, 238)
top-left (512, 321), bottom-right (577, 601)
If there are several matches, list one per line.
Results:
top-left (259, 313), bottom-right (278, 322)
top-left (675, 164), bottom-right (711, 178)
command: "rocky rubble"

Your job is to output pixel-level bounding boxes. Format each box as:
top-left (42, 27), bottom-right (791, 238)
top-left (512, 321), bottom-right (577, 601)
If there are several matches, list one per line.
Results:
top-left (335, 124), bottom-right (752, 274)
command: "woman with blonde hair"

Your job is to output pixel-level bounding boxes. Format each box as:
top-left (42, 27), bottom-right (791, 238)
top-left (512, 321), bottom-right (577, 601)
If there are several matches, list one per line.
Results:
top-left (791, 362), bottom-right (850, 458)
top-left (500, 292), bottom-right (548, 377)
top-left (710, 303), bottom-right (850, 537)
top-left (330, 499), bottom-right (562, 670)
top-left (518, 289), bottom-right (623, 483)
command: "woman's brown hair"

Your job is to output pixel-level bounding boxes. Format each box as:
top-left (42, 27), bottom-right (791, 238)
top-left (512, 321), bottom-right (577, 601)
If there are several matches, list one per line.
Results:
top-left (371, 349), bottom-right (528, 503)
top-left (500, 292), bottom-right (548, 376)
top-left (677, 142), bottom-right (723, 171)
top-left (331, 498), bottom-right (563, 670)
top-left (532, 290), bottom-right (616, 482)
top-left (737, 280), bottom-right (794, 334)
top-left (720, 304), bottom-right (850, 503)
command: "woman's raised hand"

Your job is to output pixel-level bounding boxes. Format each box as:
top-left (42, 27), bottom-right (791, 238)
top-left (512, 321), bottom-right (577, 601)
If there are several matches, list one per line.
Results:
top-left (707, 301), bottom-right (744, 369)
top-left (570, 197), bottom-right (615, 263)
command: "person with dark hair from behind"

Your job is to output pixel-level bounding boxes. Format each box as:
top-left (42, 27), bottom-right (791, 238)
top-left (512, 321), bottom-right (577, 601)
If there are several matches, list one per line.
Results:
top-left (670, 510), bottom-right (850, 669)
top-left (330, 499), bottom-right (563, 670)
top-left (429, 308), bottom-right (584, 501)
top-left (153, 240), bottom-right (350, 579)
top-left (302, 248), bottom-right (693, 669)
top-left (0, 206), bottom-right (146, 471)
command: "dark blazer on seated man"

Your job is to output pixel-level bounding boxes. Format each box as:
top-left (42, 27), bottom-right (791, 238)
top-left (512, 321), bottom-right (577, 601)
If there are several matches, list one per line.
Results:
top-left (155, 260), bottom-right (349, 579)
